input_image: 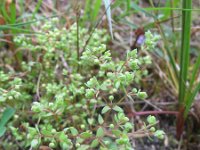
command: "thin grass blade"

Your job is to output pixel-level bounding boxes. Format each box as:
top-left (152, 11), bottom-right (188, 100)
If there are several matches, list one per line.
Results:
top-left (10, 2), bottom-right (16, 24)
top-left (184, 54), bottom-right (200, 117)
top-left (92, 0), bottom-right (102, 21)
top-left (184, 83), bottom-right (200, 117)
top-left (179, 0), bottom-right (192, 105)
top-left (103, 0), bottom-right (113, 39)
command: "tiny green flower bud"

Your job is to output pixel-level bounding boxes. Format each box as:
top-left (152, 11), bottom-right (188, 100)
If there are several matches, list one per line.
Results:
top-left (27, 134), bottom-right (31, 139)
top-left (90, 99), bottom-right (97, 104)
top-left (94, 59), bottom-right (99, 64)
top-left (129, 49), bottom-right (137, 58)
top-left (137, 91), bottom-right (147, 100)
top-left (82, 105), bottom-right (87, 109)
top-left (132, 88), bottom-right (137, 93)
top-left (109, 95), bottom-right (114, 101)
top-left (85, 89), bottom-right (95, 99)
top-left (112, 88), bottom-right (117, 93)
top-left (109, 124), bottom-right (114, 129)
top-left (15, 85), bottom-right (20, 89)
top-left (150, 127), bottom-right (156, 132)
top-left (80, 124), bottom-right (85, 129)
top-left (49, 142), bottom-right (55, 148)
top-left (51, 129), bottom-right (56, 134)
top-left (116, 138), bottom-right (125, 145)
top-left (123, 117), bottom-right (129, 122)
top-left (104, 140), bottom-right (110, 145)
top-left (154, 130), bottom-right (165, 140)
top-left (75, 143), bottom-right (80, 147)
top-left (8, 96), bottom-right (13, 100)
top-left (124, 122), bottom-right (133, 131)
top-left (129, 59), bottom-right (139, 70)
top-left (147, 115), bottom-right (156, 125)
top-left (14, 115), bottom-right (19, 119)
top-left (49, 102), bottom-right (54, 107)
top-left (107, 72), bottom-right (113, 77)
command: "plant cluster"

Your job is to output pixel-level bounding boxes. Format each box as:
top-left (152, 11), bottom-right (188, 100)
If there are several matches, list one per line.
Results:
top-left (0, 18), bottom-right (164, 149)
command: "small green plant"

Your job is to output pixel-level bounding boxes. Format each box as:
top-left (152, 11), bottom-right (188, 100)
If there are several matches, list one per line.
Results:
top-left (0, 107), bottom-right (15, 137)
top-left (0, 18), bottom-right (163, 149)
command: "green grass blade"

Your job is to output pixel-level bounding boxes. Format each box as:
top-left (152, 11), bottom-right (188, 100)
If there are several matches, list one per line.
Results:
top-left (10, 3), bottom-right (16, 24)
top-left (163, 1), bottom-right (171, 18)
top-left (120, 18), bottom-right (138, 29)
top-left (32, 0), bottom-right (43, 19)
top-left (189, 54), bottom-right (200, 89)
top-left (143, 7), bottom-right (200, 11)
top-left (6, 15), bottom-right (58, 27)
top-left (0, 15), bottom-right (58, 32)
top-left (156, 25), bottom-right (179, 81)
top-left (83, 0), bottom-right (91, 21)
top-left (184, 54), bottom-right (200, 117)
top-left (1, 4), bottom-right (11, 22)
top-left (0, 25), bottom-right (36, 33)
top-left (92, 0), bottom-right (102, 21)
top-left (126, 0), bottom-right (131, 12)
top-left (184, 83), bottom-right (200, 117)
top-left (131, 2), bottom-right (155, 18)
top-left (103, 0), bottom-right (113, 39)
top-left (179, 0), bottom-right (192, 105)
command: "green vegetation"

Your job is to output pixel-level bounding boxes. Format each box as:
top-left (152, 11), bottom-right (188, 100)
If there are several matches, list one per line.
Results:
top-left (0, 0), bottom-right (199, 149)
top-left (0, 17), bottom-right (163, 149)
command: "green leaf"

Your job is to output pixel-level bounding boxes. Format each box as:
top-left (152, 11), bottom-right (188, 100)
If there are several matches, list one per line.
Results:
top-left (112, 129), bottom-right (122, 137)
top-left (114, 81), bottom-right (120, 89)
top-left (0, 107), bottom-right (15, 127)
top-left (101, 106), bottom-right (111, 114)
top-left (59, 132), bottom-right (68, 142)
top-left (80, 132), bottom-right (93, 139)
top-left (77, 145), bottom-right (90, 150)
top-left (91, 139), bottom-right (99, 148)
top-left (98, 115), bottom-right (104, 125)
top-left (41, 129), bottom-right (52, 136)
top-left (113, 106), bottom-right (123, 113)
top-left (0, 126), bottom-right (6, 137)
top-left (69, 127), bottom-right (78, 136)
top-left (96, 127), bottom-right (104, 137)
top-left (88, 118), bottom-right (94, 125)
